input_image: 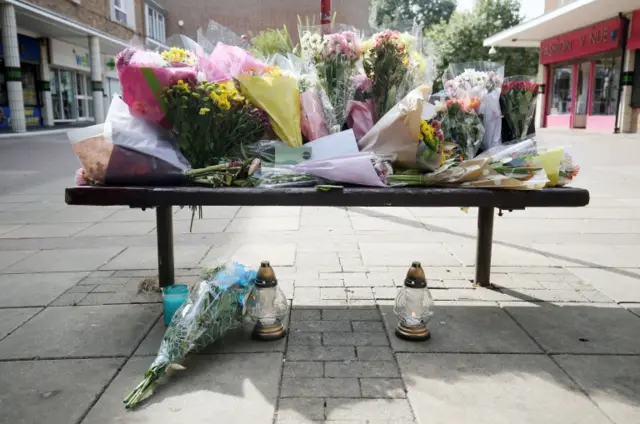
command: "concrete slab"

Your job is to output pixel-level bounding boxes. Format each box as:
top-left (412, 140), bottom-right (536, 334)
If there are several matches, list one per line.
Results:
top-left (0, 304), bottom-right (160, 359)
top-left (76, 221), bottom-right (156, 237)
top-left (101, 245), bottom-right (210, 270)
top-left (538, 244), bottom-right (640, 268)
top-left (173, 218), bottom-right (230, 234)
top-left (0, 249), bottom-right (37, 271)
top-left (0, 358), bottom-right (123, 424)
top-left (104, 208), bottom-right (156, 222)
top-left (4, 247), bottom-right (123, 273)
top-left (444, 243), bottom-right (556, 267)
top-left (135, 321), bottom-right (286, 356)
top-left (200, 243), bottom-right (296, 267)
top-left (0, 272), bottom-right (87, 307)
top-left (360, 243), bottom-right (461, 266)
top-left (82, 353), bottom-right (282, 424)
top-left (37, 206), bottom-right (119, 223)
top-left (236, 206), bottom-right (301, 218)
top-left (554, 355), bottom-right (640, 424)
top-left (0, 223), bottom-right (91, 238)
top-left (504, 303), bottom-right (640, 354)
top-left (174, 205), bottom-right (240, 219)
top-left (397, 353), bottom-right (611, 424)
top-left (226, 217), bottom-right (300, 232)
top-left (0, 307), bottom-right (41, 339)
top-left (566, 267), bottom-right (640, 303)
top-left (380, 303), bottom-right (541, 353)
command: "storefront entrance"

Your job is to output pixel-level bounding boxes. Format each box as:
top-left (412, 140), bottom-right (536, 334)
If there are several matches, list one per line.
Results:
top-left (50, 69), bottom-right (94, 123)
top-left (541, 16), bottom-right (625, 132)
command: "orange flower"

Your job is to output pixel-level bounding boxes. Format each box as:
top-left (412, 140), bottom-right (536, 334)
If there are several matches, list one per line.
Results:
top-left (468, 97), bottom-right (481, 109)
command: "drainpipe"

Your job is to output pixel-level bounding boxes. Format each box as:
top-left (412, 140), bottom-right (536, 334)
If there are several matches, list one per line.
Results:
top-left (614, 13), bottom-right (629, 134)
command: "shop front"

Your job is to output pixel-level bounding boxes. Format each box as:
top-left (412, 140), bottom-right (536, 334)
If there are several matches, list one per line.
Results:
top-left (541, 16), bottom-right (625, 131)
top-left (0, 33), bottom-right (42, 129)
top-left (48, 39), bottom-right (95, 124)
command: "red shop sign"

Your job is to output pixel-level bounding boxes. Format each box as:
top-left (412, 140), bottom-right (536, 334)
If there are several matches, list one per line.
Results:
top-left (540, 17), bottom-right (623, 65)
top-left (628, 10), bottom-right (640, 50)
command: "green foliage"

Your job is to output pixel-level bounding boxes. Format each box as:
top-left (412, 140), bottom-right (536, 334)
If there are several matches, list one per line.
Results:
top-left (249, 26), bottom-right (295, 57)
top-left (371, 0), bottom-right (457, 30)
top-left (426, 0), bottom-right (539, 88)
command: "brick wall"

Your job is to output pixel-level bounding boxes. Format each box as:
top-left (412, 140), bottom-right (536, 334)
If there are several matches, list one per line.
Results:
top-left (164, 0), bottom-right (373, 42)
top-left (26, 0), bottom-right (145, 41)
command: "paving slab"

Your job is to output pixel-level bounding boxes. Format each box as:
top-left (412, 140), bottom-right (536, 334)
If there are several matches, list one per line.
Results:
top-left (0, 358), bottom-right (124, 424)
top-left (537, 244), bottom-right (640, 268)
top-left (397, 353), bottom-right (611, 424)
top-left (0, 272), bottom-right (88, 307)
top-left (445, 243), bottom-right (556, 267)
top-left (135, 321), bottom-right (286, 356)
top-left (0, 223), bottom-right (92, 238)
top-left (200, 243), bottom-right (296, 267)
top-left (174, 205), bottom-right (240, 219)
top-left (566, 267), bottom-right (640, 303)
top-left (360, 243), bottom-right (460, 266)
top-left (553, 355), bottom-right (640, 424)
top-left (173, 218), bottom-right (230, 234)
top-left (38, 206), bottom-right (118, 223)
top-left (236, 206), bottom-right (301, 218)
top-left (4, 247), bottom-right (123, 273)
top-left (0, 249), bottom-right (37, 271)
top-left (226, 217), bottom-right (300, 232)
top-left (76, 221), bottom-right (156, 237)
top-left (0, 307), bottom-right (41, 339)
top-left (325, 398), bottom-right (414, 421)
top-left (0, 304), bottom-right (160, 359)
top-left (82, 353), bottom-right (282, 424)
top-left (380, 303), bottom-right (541, 353)
top-left (504, 302), bottom-right (640, 354)
top-left (103, 208), bottom-right (156, 222)
top-left (101, 245), bottom-right (209, 270)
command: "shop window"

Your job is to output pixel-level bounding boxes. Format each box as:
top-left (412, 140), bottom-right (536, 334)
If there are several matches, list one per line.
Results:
top-left (591, 57), bottom-right (621, 116)
top-left (550, 66), bottom-right (572, 114)
top-left (146, 3), bottom-right (166, 43)
top-left (631, 51), bottom-right (640, 108)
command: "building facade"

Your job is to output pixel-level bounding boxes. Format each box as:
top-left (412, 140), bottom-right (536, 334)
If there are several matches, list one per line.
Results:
top-left (163, 0), bottom-right (373, 43)
top-left (0, 0), bottom-right (166, 133)
top-left (485, 0), bottom-right (640, 133)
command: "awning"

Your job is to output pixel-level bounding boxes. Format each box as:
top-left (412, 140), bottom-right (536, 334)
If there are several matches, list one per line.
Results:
top-left (8, 0), bottom-right (130, 55)
top-left (483, 0), bottom-right (639, 48)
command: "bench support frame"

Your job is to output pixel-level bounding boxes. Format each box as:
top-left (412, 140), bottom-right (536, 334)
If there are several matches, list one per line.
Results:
top-left (153, 206), bottom-right (496, 288)
top-left (156, 206), bottom-right (175, 288)
top-left (475, 206), bottom-right (494, 287)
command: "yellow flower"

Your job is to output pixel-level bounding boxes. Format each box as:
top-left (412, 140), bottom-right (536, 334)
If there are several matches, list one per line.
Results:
top-left (199, 107), bottom-right (211, 115)
top-left (192, 92), bottom-right (200, 99)
top-left (162, 47), bottom-right (194, 65)
top-left (420, 121), bottom-right (435, 142)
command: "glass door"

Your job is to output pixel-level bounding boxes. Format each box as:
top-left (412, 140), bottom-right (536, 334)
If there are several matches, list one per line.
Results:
top-left (51, 69), bottom-right (76, 122)
top-left (572, 62), bottom-right (590, 128)
top-left (75, 73), bottom-right (93, 121)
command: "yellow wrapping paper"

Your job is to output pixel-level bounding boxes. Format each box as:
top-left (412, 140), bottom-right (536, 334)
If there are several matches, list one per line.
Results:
top-left (237, 74), bottom-right (302, 147)
top-left (532, 147), bottom-right (564, 187)
top-left (358, 84), bottom-right (433, 169)
top-left (461, 167), bottom-right (548, 190)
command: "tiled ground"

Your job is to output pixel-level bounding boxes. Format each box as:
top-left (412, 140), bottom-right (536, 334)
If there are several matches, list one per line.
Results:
top-left (1, 130), bottom-right (640, 423)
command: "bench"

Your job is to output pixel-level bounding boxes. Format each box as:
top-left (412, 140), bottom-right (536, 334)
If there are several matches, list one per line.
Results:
top-left (65, 186), bottom-right (590, 288)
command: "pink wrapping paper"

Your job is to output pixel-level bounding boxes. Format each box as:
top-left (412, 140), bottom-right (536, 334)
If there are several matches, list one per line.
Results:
top-left (294, 152), bottom-right (386, 187)
top-left (300, 88), bottom-right (330, 142)
top-left (200, 43), bottom-right (268, 82)
top-left (347, 100), bottom-right (375, 141)
top-left (117, 49), bottom-right (197, 128)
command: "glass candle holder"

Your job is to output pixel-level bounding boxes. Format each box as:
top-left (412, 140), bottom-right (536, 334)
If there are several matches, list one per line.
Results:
top-left (162, 284), bottom-right (189, 326)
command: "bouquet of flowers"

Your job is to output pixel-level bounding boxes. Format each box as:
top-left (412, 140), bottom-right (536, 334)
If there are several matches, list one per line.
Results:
top-left (294, 152), bottom-right (392, 187)
top-left (347, 73), bottom-right (375, 141)
top-left (164, 79), bottom-right (268, 168)
top-left (443, 62), bottom-right (504, 151)
top-left (416, 119), bottom-right (446, 171)
top-left (237, 66), bottom-right (303, 147)
top-left (271, 53), bottom-right (335, 142)
top-left (500, 76), bottom-right (539, 143)
top-left (434, 97), bottom-right (484, 160)
top-left (124, 262), bottom-right (258, 409)
top-left (362, 29), bottom-right (431, 122)
top-left (300, 25), bottom-right (361, 132)
top-left (116, 47), bottom-right (198, 128)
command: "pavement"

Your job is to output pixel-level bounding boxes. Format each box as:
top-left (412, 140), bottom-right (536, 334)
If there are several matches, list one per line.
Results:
top-left (0, 129), bottom-right (640, 424)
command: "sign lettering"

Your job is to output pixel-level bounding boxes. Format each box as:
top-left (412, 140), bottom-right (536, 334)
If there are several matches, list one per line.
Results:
top-left (540, 17), bottom-right (622, 65)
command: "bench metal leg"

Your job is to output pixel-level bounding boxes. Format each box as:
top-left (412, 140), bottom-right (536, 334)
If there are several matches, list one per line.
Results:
top-left (475, 206), bottom-right (494, 287)
top-left (156, 206), bottom-right (175, 288)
